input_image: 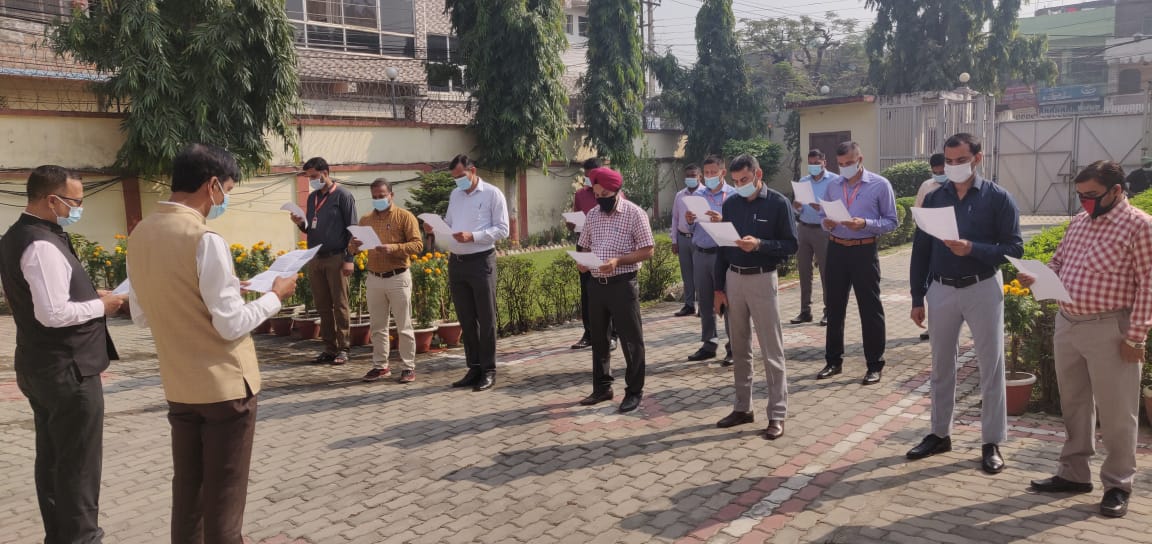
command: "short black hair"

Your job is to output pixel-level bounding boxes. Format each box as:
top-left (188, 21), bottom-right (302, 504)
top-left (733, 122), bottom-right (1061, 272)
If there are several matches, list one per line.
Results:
top-left (835, 141), bottom-right (860, 157)
top-left (370, 177), bottom-right (392, 193)
top-left (930, 153), bottom-right (945, 167)
top-left (728, 154), bottom-right (760, 173)
top-left (582, 157), bottom-right (602, 171)
top-left (808, 149), bottom-right (825, 160)
top-left (450, 154), bottom-right (475, 170)
top-left (302, 156), bottom-right (329, 173)
top-left (27, 165), bottom-right (77, 201)
top-left (684, 163), bottom-right (700, 173)
top-left (702, 154), bottom-right (724, 168)
top-left (171, 143), bottom-right (240, 194)
top-left (944, 133), bottom-right (982, 155)
top-left (1075, 160), bottom-right (1125, 190)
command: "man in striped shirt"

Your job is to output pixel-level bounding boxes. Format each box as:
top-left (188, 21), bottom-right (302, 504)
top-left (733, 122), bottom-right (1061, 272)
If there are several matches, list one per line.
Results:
top-left (1020, 160), bottom-right (1152, 518)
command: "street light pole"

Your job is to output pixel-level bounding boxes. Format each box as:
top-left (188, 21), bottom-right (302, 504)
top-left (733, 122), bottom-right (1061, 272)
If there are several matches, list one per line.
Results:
top-left (385, 67), bottom-right (399, 119)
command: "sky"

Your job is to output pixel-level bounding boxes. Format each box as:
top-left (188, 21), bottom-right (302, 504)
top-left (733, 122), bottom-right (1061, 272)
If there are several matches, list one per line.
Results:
top-left (650, 0), bottom-right (1091, 64)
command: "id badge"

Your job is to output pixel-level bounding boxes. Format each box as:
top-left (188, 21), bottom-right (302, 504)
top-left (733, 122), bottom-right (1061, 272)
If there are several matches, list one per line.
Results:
top-left (310, 218), bottom-right (318, 231)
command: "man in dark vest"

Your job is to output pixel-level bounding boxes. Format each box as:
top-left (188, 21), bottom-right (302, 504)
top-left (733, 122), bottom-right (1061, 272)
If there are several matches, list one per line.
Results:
top-left (0, 165), bottom-right (124, 543)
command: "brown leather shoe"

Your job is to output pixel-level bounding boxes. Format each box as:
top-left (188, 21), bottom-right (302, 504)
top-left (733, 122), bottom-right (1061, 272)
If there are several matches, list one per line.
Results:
top-left (762, 420), bottom-right (784, 440)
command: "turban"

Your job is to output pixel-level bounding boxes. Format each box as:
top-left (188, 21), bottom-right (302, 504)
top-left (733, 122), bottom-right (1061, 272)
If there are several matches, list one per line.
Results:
top-left (588, 167), bottom-right (623, 192)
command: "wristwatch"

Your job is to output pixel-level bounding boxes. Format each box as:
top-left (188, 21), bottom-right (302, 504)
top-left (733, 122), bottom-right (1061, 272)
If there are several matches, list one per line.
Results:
top-left (1124, 339), bottom-right (1146, 350)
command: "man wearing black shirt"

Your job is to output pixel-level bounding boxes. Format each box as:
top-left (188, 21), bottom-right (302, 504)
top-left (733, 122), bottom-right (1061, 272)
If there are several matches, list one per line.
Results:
top-left (712, 155), bottom-right (798, 440)
top-left (1124, 161), bottom-right (1152, 196)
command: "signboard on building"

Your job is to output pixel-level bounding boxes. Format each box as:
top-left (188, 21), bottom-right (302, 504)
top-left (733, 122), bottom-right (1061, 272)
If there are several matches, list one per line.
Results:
top-left (1037, 84), bottom-right (1102, 104)
top-left (1003, 85), bottom-right (1038, 110)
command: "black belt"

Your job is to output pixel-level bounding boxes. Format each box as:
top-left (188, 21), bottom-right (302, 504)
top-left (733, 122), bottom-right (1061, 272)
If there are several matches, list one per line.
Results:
top-left (729, 265), bottom-right (776, 275)
top-left (695, 246), bottom-right (718, 254)
top-left (798, 222), bottom-right (822, 227)
top-left (591, 272), bottom-right (637, 285)
top-left (451, 248), bottom-right (494, 262)
top-left (316, 249), bottom-right (347, 259)
top-left (370, 268), bottom-right (407, 279)
top-left (678, 231), bottom-right (693, 238)
top-left (933, 269), bottom-right (996, 289)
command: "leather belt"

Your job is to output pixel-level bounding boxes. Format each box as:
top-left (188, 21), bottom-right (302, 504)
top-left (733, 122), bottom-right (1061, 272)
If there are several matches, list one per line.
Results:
top-left (695, 246), bottom-right (718, 254)
top-left (830, 236), bottom-right (876, 247)
top-left (678, 231), bottom-right (693, 238)
top-left (729, 265), bottom-right (776, 275)
top-left (798, 222), bottom-right (822, 227)
top-left (451, 248), bottom-right (494, 262)
top-left (316, 249), bottom-right (347, 259)
top-left (591, 272), bottom-right (637, 285)
top-left (370, 268), bottom-right (407, 279)
top-left (933, 269), bottom-right (996, 289)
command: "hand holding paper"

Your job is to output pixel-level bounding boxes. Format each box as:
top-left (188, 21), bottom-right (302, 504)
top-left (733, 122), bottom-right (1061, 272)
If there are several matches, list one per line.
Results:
top-left (280, 202), bottom-right (305, 219)
top-left (791, 181), bottom-right (817, 205)
top-left (245, 245), bottom-right (323, 292)
top-left (562, 211), bottom-right (586, 232)
top-left (819, 199), bottom-right (852, 222)
top-left (347, 225), bottom-right (384, 249)
top-left (682, 195), bottom-right (712, 219)
top-left (910, 206), bottom-right (960, 241)
top-left (112, 279), bottom-right (130, 296)
top-left (418, 213), bottom-right (453, 237)
top-left (1006, 256), bottom-right (1073, 303)
top-left (698, 222), bottom-right (741, 247)
top-left (567, 250), bottom-right (604, 268)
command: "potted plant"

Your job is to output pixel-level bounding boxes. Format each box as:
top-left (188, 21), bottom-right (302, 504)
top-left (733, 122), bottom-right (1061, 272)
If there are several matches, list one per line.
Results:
top-left (410, 251), bottom-right (443, 353)
top-left (349, 250), bottom-right (372, 346)
top-left (236, 241), bottom-right (275, 333)
top-left (1004, 278), bottom-right (1043, 416)
top-left (432, 252), bottom-right (462, 347)
top-left (290, 241), bottom-right (321, 340)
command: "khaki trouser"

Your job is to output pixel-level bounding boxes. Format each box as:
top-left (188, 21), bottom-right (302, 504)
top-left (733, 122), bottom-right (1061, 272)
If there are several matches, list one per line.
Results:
top-left (1054, 311), bottom-right (1141, 493)
top-left (726, 269), bottom-right (787, 420)
top-left (308, 253), bottom-right (351, 353)
top-left (367, 271), bottom-right (415, 371)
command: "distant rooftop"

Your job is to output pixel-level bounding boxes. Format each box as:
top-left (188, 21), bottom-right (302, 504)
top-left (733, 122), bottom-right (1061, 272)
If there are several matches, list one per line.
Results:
top-left (1018, 5), bottom-right (1115, 43)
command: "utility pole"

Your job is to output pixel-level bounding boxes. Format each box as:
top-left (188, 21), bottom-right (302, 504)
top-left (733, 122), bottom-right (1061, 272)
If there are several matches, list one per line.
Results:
top-left (647, 0), bottom-right (657, 94)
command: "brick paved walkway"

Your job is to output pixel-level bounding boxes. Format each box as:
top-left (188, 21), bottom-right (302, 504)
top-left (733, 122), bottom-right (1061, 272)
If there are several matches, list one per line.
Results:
top-left (2, 217), bottom-right (1149, 544)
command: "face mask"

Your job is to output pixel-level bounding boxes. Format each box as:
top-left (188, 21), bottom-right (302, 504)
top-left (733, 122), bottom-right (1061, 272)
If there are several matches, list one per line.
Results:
top-left (839, 162), bottom-right (860, 180)
top-left (808, 164), bottom-right (823, 177)
top-left (704, 176), bottom-right (722, 190)
top-left (1079, 188), bottom-right (1118, 219)
top-left (207, 181), bottom-right (229, 220)
top-left (53, 196), bottom-right (83, 227)
top-left (597, 195), bottom-right (617, 213)
top-left (944, 163), bottom-right (974, 184)
top-left (584, 177), bottom-right (592, 187)
top-left (932, 173), bottom-right (948, 184)
top-left (455, 175), bottom-right (472, 191)
top-left (736, 181), bottom-right (759, 198)
top-left (684, 177), bottom-right (698, 189)
top-left (372, 197), bottom-right (391, 211)
top-left (309, 177), bottom-right (325, 191)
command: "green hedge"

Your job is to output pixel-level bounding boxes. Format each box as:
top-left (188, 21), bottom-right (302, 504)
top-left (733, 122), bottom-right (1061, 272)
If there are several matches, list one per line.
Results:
top-left (879, 196), bottom-right (916, 250)
top-left (880, 161), bottom-right (931, 199)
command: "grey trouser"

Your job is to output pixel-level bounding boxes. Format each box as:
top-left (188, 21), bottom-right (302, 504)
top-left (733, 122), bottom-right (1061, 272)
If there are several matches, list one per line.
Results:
top-left (676, 231), bottom-right (696, 307)
top-left (1055, 311), bottom-right (1141, 492)
top-left (926, 272), bottom-right (1007, 444)
top-left (693, 249), bottom-right (729, 351)
top-left (795, 223), bottom-right (828, 315)
top-left (727, 269), bottom-right (787, 420)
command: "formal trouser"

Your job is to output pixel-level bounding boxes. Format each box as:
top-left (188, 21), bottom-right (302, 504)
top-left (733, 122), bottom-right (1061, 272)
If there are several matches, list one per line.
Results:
top-left (824, 241), bottom-right (886, 371)
top-left (579, 271), bottom-right (616, 340)
top-left (449, 251), bottom-right (498, 372)
top-left (796, 223), bottom-right (828, 316)
top-left (168, 389), bottom-right (257, 544)
top-left (1054, 311), bottom-right (1141, 493)
top-left (16, 365), bottom-right (104, 544)
top-left (308, 253), bottom-right (351, 353)
top-left (367, 271), bottom-right (415, 371)
top-left (693, 249), bottom-right (730, 353)
top-left (588, 275), bottom-right (645, 395)
top-left (675, 231), bottom-right (697, 307)
top-left (727, 269), bottom-right (788, 420)
top-left (925, 273), bottom-right (1007, 444)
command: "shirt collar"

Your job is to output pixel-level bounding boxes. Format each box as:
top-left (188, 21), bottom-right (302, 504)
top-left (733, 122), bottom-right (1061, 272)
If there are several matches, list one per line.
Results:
top-left (944, 174), bottom-right (986, 195)
top-left (19, 211), bottom-right (61, 232)
top-left (1098, 197), bottom-right (1130, 224)
top-left (460, 178), bottom-right (486, 194)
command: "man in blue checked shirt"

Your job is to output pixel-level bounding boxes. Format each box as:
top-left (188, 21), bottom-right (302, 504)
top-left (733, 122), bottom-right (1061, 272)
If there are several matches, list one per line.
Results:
top-left (791, 148), bottom-right (840, 326)
top-left (685, 155), bottom-right (737, 365)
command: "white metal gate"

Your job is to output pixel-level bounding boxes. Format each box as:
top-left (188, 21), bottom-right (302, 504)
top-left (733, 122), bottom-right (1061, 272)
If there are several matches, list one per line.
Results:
top-left (877, 93), bottom-right (996, 171)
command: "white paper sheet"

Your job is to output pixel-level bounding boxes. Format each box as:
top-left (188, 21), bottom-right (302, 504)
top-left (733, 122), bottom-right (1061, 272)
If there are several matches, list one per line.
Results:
top-left (910, 206), bottom-right (960, 241)
top-left (567, 250), bottom-right (604, 268)
top-left (280, 202), bottom-right (305, 218)
top-left (418, 213), bottom-right (454, 237)
top-left (819, 199), bottom-right (852, 222)
top-left (112, 279), bottom-right (130, 296)
top-left (697, 222), bottom-right (741, 247)
top-left (1006, 256), bottom-right (1073, 303)
top-left (562, 211), bottom-right (586, 232)
top-left (682, 195), bottom-right (713, 219)
top-left (245, 244), bottom-right (324, 292)
top-left (791, 181), bottom-right (817, 204)
top-left (347, 225), bottom-right (384, 249)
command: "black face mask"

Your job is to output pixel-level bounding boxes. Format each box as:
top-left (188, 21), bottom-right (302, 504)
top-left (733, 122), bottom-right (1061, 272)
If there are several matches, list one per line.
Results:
top-left (597, 195), bottom-right (617, 213)
top-left (1079, 186), bottom-right (1120, 219)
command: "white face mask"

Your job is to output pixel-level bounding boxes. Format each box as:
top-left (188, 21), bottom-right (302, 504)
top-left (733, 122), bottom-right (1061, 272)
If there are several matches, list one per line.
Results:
top-left (944, 162), bottom-right (974, 184)
top-left (839, 162), bottom-right (860, 180)
top-left (309, 177), bottom-right (325, 191)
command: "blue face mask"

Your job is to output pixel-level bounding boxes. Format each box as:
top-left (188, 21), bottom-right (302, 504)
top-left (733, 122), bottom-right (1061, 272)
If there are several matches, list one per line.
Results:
top-left (53, 196), bottom-right (83, 227)
top-left (808, 164), bottom-right (823, 177)
top-left (684, 177), bottom-right (699, 189)
top-left (455, 175), bottom-right (472, 191)
top-left (736, 181), bottom-right (759, 198)
top-left (372, 197), bottom-right (391, 211)
top-left (704, 176), bottom-right (722, 190)
top-left (933, 173), bottom-right (948, 184)
top-left (207, 181), bottom-right (228, 220)
top-left (309, 177), bottom-right (325, 191)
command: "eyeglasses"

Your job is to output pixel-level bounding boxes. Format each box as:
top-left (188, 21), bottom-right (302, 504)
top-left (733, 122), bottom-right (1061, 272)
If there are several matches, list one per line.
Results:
top-left (53, 195), bottom-right (83, 207)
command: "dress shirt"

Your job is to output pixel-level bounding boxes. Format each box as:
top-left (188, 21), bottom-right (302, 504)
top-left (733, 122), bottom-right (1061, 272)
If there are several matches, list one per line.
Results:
top-left (1049, 198), bottom-right (1152, 342)
top-left (820, 169), bottom-right (898, 239)
top-left (443, 179), bottom-right (510, 255)
top-left (298, 184), bottom-right (357, 262)
top-left (909, 175), bottom-right (1023, 307)
top-left (352, 207), bottom-right (423, 272)
top-left (796, 171), bottom-right (840, 225)
top-left (130, 203), bottom-right (282, 341)
top-left (574, 187), bottom-right (598, 214)
top-left (690, 184), bottom-right (737, 248)
top-left (18, 225), bottom-right (104, 328)
top-left (715, 187), bottom-right (798, 291)
top-left (670, 187), bottom-right (697, 236)
top-left (578, 198), bottom-right (655, 278)
top-left (914, 177), bottom-right (943, 208)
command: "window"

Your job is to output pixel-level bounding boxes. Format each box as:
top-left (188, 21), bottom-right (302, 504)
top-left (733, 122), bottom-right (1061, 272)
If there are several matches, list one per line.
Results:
top-left (565, 15), bottom-right (573, 35)
top-left (0, 0), bottom-right (68, 22)
top-left (578, 16), bottom-right (588, 38)
top-left (426, 34), bottom-right (464, 92)
top-left (287, 0), bottom-right (415, 58)
top-left (1119, 68), bottom-right (1143, 94)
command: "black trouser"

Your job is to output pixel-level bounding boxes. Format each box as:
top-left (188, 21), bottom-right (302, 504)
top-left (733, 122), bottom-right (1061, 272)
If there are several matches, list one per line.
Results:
top-left (449, 251), bottom-right (498, 372)
top-left (824, 241), bottom-right (887, 371)
top-left (168, 389), bottom-right (257, 544)
top-left (579, 271), bottom-right (617, 340)
top-left (16, 364), bottom-right (105, 544)
top-left (588, 274), bottom-right (645, 395)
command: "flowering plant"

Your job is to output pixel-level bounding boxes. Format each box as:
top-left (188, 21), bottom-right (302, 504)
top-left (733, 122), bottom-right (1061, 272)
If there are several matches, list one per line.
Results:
top-left (351, 250), bottom-right (369, 321)
top-left (78, 234), bottom-right (127, 289)
top-left (1004, 279), bottom-right (1043, 378)
top-left (410, 251), bottom-right (447, 329)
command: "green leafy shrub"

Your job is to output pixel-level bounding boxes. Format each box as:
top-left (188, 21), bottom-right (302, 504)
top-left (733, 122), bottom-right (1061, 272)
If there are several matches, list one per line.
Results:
top-left (639, 239), bottom-right (678, 301)
top-left (495, 256), bottom-right (537, 335)
top-left (721, 138), bottom-right (782, 180)
top-left (878, 196), bottom-right (915, 249)
top-left (879, 161), bottom-right (931, 199)
top-left (405, 171), bottom-right (455, 218)
top-left (534, 255), bottom-right (581, 325)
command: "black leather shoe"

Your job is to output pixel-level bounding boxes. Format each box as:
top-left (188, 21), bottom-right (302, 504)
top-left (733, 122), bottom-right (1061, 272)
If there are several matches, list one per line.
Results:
top-left (610, 338), bottom-right (618, 351)
top-left (816, 364), bottom-right (842, 379)
top-left (688, 348), bottom-right (717, 362)
top-left (472, 371), bottom-right (495, 392)
top-left (919, 332), bottom-right (930, 341)
top-left (762, 420), bottom-right (784, 440)
top-left (618, 393), bottom-right (642, 413)
top-left (1029, 476), bottom-right (1093, 494)
top-left (906, 434), bottom-right (951, 460)
top-left (862, 370), bottom-right (882, 385)
top-left (721, 352), bottom-right (734, 367)
top-left (674, 306), bottom-right (696, 317)
top-left (981, 443), bottom-right (1005, 474)
top-left (451, 369), bottom-right (482, 388)
top-left (1100, 488), bottom-right (1130, 518)
top-left (579, 389), bottom-right (614, 406)
top-left (818, 317), bottom-right (827, 326)
top-left (570, 336), bottom-right (591, 349)
top-left (790, 312), bottom-right (813, 324)
top-left (716, 411), bottom-right (754, 428)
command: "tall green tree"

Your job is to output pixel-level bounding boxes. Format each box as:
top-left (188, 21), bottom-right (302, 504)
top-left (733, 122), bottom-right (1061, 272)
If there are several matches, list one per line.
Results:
top-left (741, 12), bottom-right (870, 102)
top-left (649, 0), bottom-right (763, 163)
top-left (864, 0), bottom-right (1057, 94)
top-left (581, 0), bottom-right (645, 166)
top-left (446, 0), bottom-right (570, 205)
top-left (52, 0), bottom-right (299, 177)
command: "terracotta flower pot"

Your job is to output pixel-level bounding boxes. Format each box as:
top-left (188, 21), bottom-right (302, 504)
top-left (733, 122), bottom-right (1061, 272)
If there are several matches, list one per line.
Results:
top-left (414, 327), bottom-right (437, 354)
top-left (389, 326), bottom-right (398, 351)
top-left (269, 316), bottom-right (294, 337)
top-left (293, 317), bottom-right (321, 340)
top-left (1005, 372), bottom-right (1037, 416)
top-left (350, 321), bottom-right (372, 347)
top-left (437, 322), bottom-right (463, 347)
top-left (253, 319), bottom-right (272, 335)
